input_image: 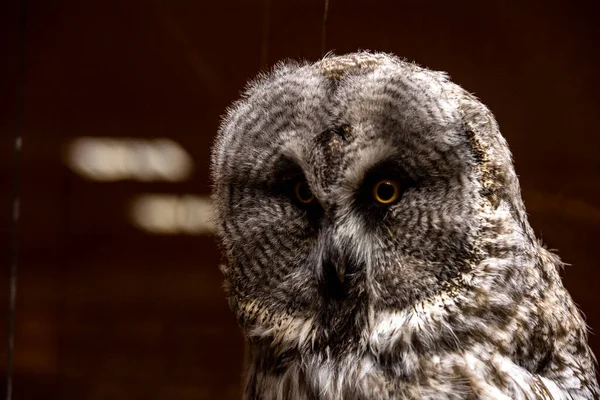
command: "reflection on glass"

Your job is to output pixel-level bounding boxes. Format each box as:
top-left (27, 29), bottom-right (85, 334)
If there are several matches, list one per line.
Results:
top-left (130, 194), bottom-right (215, 235)
top-left (65, 137), bottom-right (193, 182)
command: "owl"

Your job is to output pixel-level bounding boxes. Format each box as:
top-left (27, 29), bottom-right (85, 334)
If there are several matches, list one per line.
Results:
top-left (211, 52), bottom-right (599, 399)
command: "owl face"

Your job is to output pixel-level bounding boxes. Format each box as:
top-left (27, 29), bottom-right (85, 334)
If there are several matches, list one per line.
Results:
top-left (212, 53), bottom-right (600, 400)
top-left (212, 53), bottom-right (520, 352)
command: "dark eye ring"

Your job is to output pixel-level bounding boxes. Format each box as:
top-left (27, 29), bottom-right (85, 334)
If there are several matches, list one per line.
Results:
top-left (373, 179), bottom-right (400, 204)
top-left (294, 181), bottom-right (314, 204)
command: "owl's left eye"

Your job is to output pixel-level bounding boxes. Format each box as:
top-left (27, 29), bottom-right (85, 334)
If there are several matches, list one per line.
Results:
top-left (295, 181), bottom-right (315, 204)
top-left (373, 179), bottom-right (400, 204)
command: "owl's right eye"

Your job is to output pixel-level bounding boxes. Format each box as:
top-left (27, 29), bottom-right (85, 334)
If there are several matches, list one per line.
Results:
top-left (294, 181), bottom-right (315, 204)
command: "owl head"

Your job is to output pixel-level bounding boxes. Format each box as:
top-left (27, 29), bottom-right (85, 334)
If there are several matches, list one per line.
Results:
top-left (211, 52), bottom-right (533, 354)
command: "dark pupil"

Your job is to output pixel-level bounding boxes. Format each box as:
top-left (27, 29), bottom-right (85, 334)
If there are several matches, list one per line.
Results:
top-left (377, 182), bottom-right (395, 200)
top-left (298, 183), bottom-right (312, 201)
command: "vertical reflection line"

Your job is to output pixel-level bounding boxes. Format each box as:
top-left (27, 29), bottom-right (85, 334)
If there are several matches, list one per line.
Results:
top-left (320, 0), bottom-right (330, 57)
top-left (260, 0), bottom-right (271, 69)
top-left (6, 0), bottom-right (26, 399)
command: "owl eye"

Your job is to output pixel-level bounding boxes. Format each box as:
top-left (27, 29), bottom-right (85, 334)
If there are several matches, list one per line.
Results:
top-left (373, 179), bottom-right (400, 204)
top-left (295, 181), bottom-right (315, 204)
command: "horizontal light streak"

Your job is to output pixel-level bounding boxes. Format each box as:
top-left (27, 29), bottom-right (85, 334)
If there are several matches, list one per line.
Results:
top-left (65, 137), bottom-right (193, 182)
top-left (130, 194), bottom-right (215, 235)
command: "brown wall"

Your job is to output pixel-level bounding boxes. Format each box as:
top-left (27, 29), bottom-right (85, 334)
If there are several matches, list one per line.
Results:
top-left (0, 0), bottom-right (598, 398)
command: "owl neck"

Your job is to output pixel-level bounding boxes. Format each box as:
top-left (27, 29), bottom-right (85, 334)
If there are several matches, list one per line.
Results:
top-left (243, 206), bottom-right (543, 399)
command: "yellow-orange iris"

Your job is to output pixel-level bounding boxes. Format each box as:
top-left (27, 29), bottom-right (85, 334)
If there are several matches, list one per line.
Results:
top-left (373, 180), bottom-right (400, 204)
top-left (295, 181), bottom-right (314, 204)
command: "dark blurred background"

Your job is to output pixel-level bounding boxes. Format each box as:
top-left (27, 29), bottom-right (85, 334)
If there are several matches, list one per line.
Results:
top-left (0, 0), bottom-right (598, 399)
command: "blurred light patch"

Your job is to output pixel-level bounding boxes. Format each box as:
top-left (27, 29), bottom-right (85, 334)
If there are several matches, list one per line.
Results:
top-left (130, 194), bottom-right (215, 235)
top-left (65, 137), bottom-right (193, 182)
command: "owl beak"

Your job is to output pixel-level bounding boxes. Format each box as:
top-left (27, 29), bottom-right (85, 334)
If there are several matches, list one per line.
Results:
top-left (317, 224), bottom-right (350, 295)
top-left (336, 264), bottom-right (345, 283)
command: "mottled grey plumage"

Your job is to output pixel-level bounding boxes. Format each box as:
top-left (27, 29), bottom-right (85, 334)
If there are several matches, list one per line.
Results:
top-left (211, 52), bottom-right (599, 399)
